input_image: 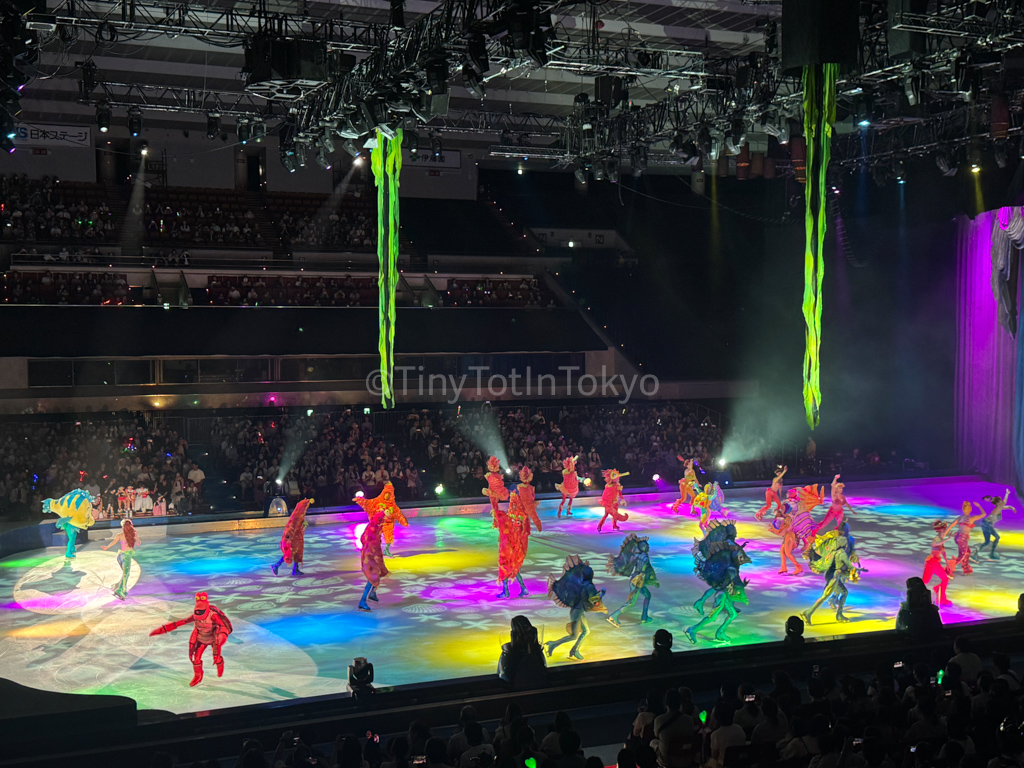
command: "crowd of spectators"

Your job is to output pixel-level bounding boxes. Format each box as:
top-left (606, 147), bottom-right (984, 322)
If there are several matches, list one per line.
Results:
top-left (279, 208), bottom-right (376, 251)
top-left (2, 270), bottom-right (133, 305)
top-left (443, 277), bottom-right (557, 308)
top-left (141, 202), bottom-right (265, 247)
top-left (0, 175), bottom-right (117, 242)
top-left (12, 245), bottom-right (118, 264)
top-left (136, 635), bottom-right (1023, 768)
top-left (204, 274), bottom-right (379, 307)
top-left (0, 416), bottom-right (207, 520)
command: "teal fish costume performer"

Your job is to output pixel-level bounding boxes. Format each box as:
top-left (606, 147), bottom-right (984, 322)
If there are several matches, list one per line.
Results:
top-left (685, 520), bottom-right (750, 644)
top-left (801, 525), bottom-right (862, 625)
top-left (43, 489), bottom-right (97, 563)
top-left (545, 555), bottom-right (607, 661)
top-left (606, 533), bottom-right (659, 627)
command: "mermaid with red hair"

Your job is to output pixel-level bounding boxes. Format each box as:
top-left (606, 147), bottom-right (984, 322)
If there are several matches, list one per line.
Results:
top-left (102, 518), bottom-right (139, 600)
top-left (482, 456), bottom-right (509, 515)
top-left (494, 467), bottom-right (543, 598)
top-left (597, 468), bottom-right (629, 532)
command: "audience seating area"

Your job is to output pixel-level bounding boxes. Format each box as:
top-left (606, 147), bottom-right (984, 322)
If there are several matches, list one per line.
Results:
top-left (1, 270), bottom-right (136, 305)
top-left (0, 175), bottom-right (118, 243)
top-left (443, 276), bottom-right (558, 307)
top-left (202, 273), bottom-right (380, 306)
top-left (141, 187), bottom-right (264, 247)
top-left (266, 191), bottom-right (377, 251)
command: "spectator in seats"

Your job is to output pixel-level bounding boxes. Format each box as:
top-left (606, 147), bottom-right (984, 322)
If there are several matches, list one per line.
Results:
top-left (459, 723), bottom-right (495, 768)
top-left (905, 692), bottom-right (946, 744)
top-left (334, 735), bottom-right (368, 768)
top-left (798, 678), bottom-right (834, 724)
top-left (494, 703), bottom-right (524, 749)
top-left (778, 718), bottom-right (819, 761)
top-left (408, 722), bottom-right (432, 758)
top-left (809, 733), bottom-right (865, 768)
top-left (992, 652), bottom-right (1021, 692)
top-left (949, 636), bottom-right (983, 685)
top-left (188, 463), bottom-right (206, 498)
top-left (498, 615), bottom-right (546, 687)
top-left (382, 737), bottom-right (412, 768)
top-left (707, 705), bottom-right (745, 768)
top-left (653, 687), bottom-right (693, 768)
top-left (540, 712), bottom-right (574, 758)
top-left (751, 698), bottom-right (788, 745)
top-left (618, 750), bottom-right (637, 768)
top-left (551, 732), bottom-right (585, 768)
top-left (734, 687), bottom-right (765, 737)
top-left (449, 707), bottom-right (491, 764)
top-left (422, 738), bottom-right (447, 768)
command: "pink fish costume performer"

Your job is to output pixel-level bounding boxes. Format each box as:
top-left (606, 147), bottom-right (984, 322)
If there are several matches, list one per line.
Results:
top-left (556, 455), bottom-right (580, 517)
top-left (597, 469), bottom-right (629, 532)
top-left (482, 456), bottom-right (510, 514)
top-left (150, 591), bottom-right (233, 687)
top-left (812, 475), bottom-right (855, 536)
top-left (494, 467), bottom-right (543, 598)
top-left (354, 484), bottom-right (401, 611)
top-left (102, 518), bottom-right (139, 600)
top-left (756, 466), bottom-right (788, 521)
top-left (273, 498), bottom-right (313, 577)
top-left (949, 501), bottom-right (986, 576)
top-left (923, 521), bottom-right (954, 606)
top-left (671, 457), bottom-right (699, 513)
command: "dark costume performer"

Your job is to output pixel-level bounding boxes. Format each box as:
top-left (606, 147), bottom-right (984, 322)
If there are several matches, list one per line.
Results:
top-left (979, 489), bottom-right (1014, 559)
top-left (482, 456), bottom-right (510, 515)
top-left (545, 555), bottom-right (607, 660)
top-left (354, 483), bottom-right (401, 611)
top-left (494, 467), bottom-right (543, 598)
top-left (923, 520), bottom-right (954, 606)
top-left (801, 526), bottom-right (861, 625)
top-left (556, 455), bottom-right (580, 518)
top-left (273, 498), bottom-right (312, 576)
top-left (949, 501), bottom-right (986, 575)
top-left (597, 468), bottom-right (629, 532)
top-left (684, 520), bottom-right (751, 644)
top-left (671, 457), bottom-right (699, 513)
top-left (606, 533), bottom-right (659, 627)
top-left (756, 466), bottom-right (788, 521)
top-left (149, 591), bottom-right (233, 687)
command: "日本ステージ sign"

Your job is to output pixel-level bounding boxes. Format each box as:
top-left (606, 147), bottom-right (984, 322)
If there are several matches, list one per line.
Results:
top-left (12, 124), bottom-right (92, 148)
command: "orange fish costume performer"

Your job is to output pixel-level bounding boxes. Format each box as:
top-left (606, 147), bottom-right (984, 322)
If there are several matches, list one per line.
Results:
top-left (769, 511), bottom-right (803, 575)
top-left (494, 467), bottom-right (543, 598)
top-left (354, 482), bottom-right (403, 611)
top-left (272, 498), bottom-right (312, 577)
top-left (671, 456), bottom-right (699, 513)
top-left (482, 456), bottom-right (510, 514)
top-left (556, 455), bottom-right (580, 518)
top-left (789, 484), bottom-right (825, 553)
top-left (150, 591), bottom-right (233, 687)
top-left (598, 468), bottom-right (629, 532)
top-left (756, 466), bottom-right (788, 521)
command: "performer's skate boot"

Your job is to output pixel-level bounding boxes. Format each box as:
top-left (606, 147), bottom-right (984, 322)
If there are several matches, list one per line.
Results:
top-left (358, 582), bottom-right (373, 611)
top-left (516, 574), bottom-right (529, 597)
top-left (113, 590), bottom-right (125, 601)
top-left (189, 663), bottom-right (204, 687)
top-left (544, 641), bottom-right (557, 658)
top-left (557, 501), bottom-right (564, 518)
top-left (566, 503), bottom-right (572, 518)
top-left (497, 580), bottom-right (510, 599)
top-left (384, 544), bottom-right (393, 558)
top-left (368, 588), bottom-right (379, 602)
top-left (214, 655), bottom-right (225, 677)
top-left (683, 626), bottom-right (697, 644)
top-left (671, 501), bottom-right (681, 514)
top-left (640, 611), bottom-right (653, 625)
top-left (606, 612), bottom-right (622, 628)
top-left (272, 556), bottom-right (283, 576)
top-left (291, 564), bottom-right (304, 576)
top-left (799, 610), bottom-right (813, 626)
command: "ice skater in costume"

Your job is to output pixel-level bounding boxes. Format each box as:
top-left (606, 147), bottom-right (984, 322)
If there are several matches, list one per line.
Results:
top-left (756, 466), bottom-right (788, 521)
top-left (949, 501), bottom-right (987, 575)
top-left (788, 485), bottom-right (824, 553)
top-left (494, 467), bottom-right (543, 598)
top-left (272, 498), bottom-right (312, 577)
top-left (353, 485), bottom-right (399, 611)
top-left (597, 469), bottom-right (629, 532)
top-left (381, 495), bottom-right (409, 557)
top-left (556, 456), bottom-right (580, 518)
top-left (101, 519), bottom-right (139, 600)
top-left (671, 456), bottom-right (699, 513)
top-left (923, 521), bottom-right (954, 606)
top-left (812, 475), bottom-right (855, 536)
top-left (482, 456), bottom-right (510, 515)
top-left (768, 511), bottom-right (803, 575)
top-left (685, 521), bottom-right (750, 645)
top-left (606, 533), bottom-right (659, 627)
top-left (979, 489), bottom-right (1015, 559)
top-left (149, 592), bottom-right (233, 687)
top-left (801, 528), bottom-right (861, 625)
top-left (43, 490), bottom-right (97, 564)
top-left (545, 555), bottom-right (607, 660)
top-left (691, 482), bottom-right (725, 533)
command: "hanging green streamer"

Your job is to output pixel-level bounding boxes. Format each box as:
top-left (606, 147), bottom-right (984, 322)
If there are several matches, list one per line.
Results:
top-left (800, 63), bottom-right (838, 429)
top-left (371, 130), bottom-right (402, 408)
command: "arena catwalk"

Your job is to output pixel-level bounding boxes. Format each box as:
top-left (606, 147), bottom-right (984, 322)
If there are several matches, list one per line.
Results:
top-left (0, 479), bottom-right (1019, 715)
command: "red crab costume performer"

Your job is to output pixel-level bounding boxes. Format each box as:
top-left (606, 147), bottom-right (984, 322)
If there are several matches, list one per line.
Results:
top-left (671, 456), bottom-right (699, 513)
top-left (756, 466), bottom-right (788, 521)
top-left (598, 469), bottom-right (629, 532)
top-left (149, 591), bottom-right (233, 687)
top-left (354, 483), bottom-right (403, 611)
top-left (811, 475), bottom-right (855, 537)
top-left (494, 467), bottom-right (543, 598)
top-left (273, 498), bottom-right (312, 577)
top-left (482, 456), bottom-right (510, 514)
top-left (556, 455), bottom-right (580, 518)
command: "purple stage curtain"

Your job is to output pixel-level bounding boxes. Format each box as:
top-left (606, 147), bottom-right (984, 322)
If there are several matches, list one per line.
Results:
top-left (955, 212), bottom-right (1018, 486)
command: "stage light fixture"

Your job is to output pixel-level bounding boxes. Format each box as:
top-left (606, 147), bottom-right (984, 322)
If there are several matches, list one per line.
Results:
top-left (463, 64), bottom-right (485, 99)
top-left (280, 150), bottom-right (298, 173)
top-left (718, 459), bottom-right (727, 468)
top-left (434, 483), bottom-right (444, 495)
top-left (389, 0), bottom-right (405, 28)
top-left (894, 159), bottom-right (907, 183)
top-left (317, 131), bottom-right (335, 154)
top-left (652, 474), bottom-right (660, 482)
top-left (347, 657), bottom-right (375, 698)
top-left (139, 141), bottom-right (149, 156)
top-left (206, 112), bottom-right (221, 139)
top-left (96, 102), bottom-right (111, 133)
top-left (785, 615), bottom-right (805, 644)
top-left (935, 150), bottom-right (957, 177)
top-left (995, 141), bottom-right (1008, 169)
top-left (574, 166), bottom-right (588, 184)
top-left (405, 130), bottom-right (419, 154)
top-left (127, 106), bottom-right (142, 137)
top-left (605, 157), bottom-right (620, 183)
top-left (730, 118), bottom-right (747, 147)
top-left (315, 149), bottom-right (333, 170)
top-left (236, 118), bottom-right (251, 144)
top-left (343, 138), bottom-right (360, 157)
top-left (0, 136), bottom-right (14, 154)
top-left (250, 119), bottom-right (266, 143)
top-left (77, 59), bottom-right (98, 99)
top-left (431, 134), bottom-right (442, 157)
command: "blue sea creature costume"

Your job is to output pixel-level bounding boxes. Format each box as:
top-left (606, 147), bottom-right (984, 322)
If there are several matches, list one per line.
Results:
top-left (606, 533), bottom-right (659, 627)
top-left (801, 524), bottom-right (862, 625)
top-left (685, 520), bottom-right (750, 644)
top-left (43, 490), bottom-right (97, 562)
top-left (545, 555), bottom-right (607, 661)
